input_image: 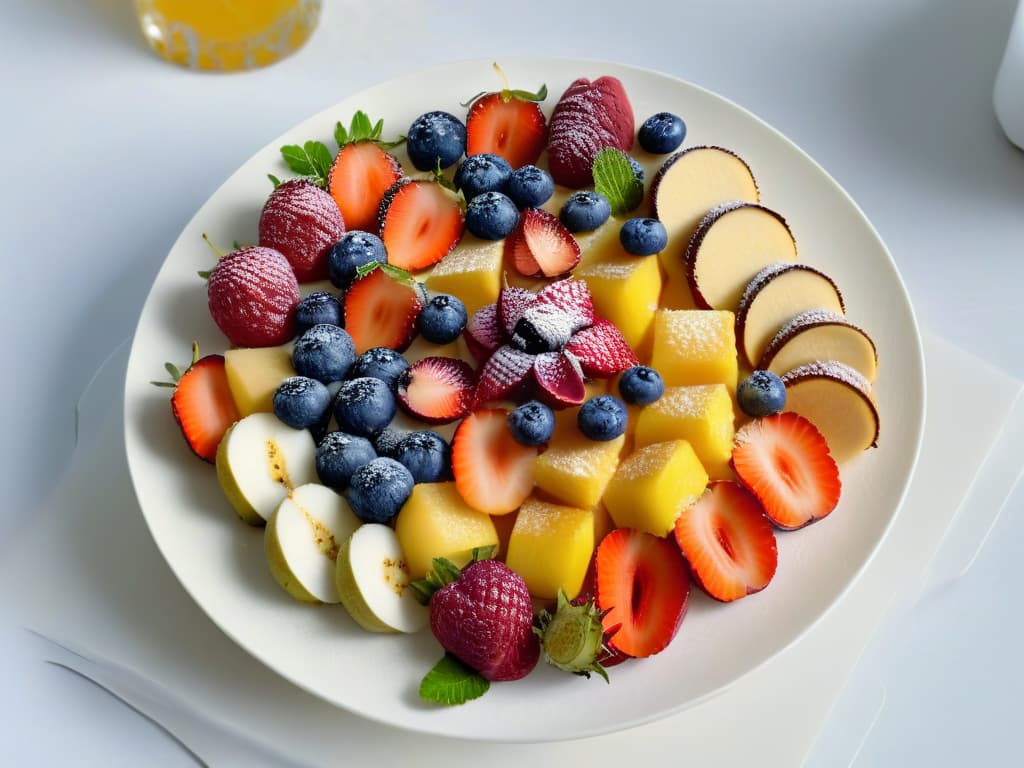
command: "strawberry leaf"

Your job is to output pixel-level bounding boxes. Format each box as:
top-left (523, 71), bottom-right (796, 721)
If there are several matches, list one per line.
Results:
top-left (504, 84), bottom-right (547, 103)
top-left (280, 141), bottom-right (332, 187)
top-left (267, 173), bottom-right (282, 189)
top-left (335, 111), bottom-right (406, 150)
top-left (353, 260), bottom-right (418, 288)
top-left (592, 147), bottom-right (644, 215)
top-left (419, 653), bottom-right (490, 706)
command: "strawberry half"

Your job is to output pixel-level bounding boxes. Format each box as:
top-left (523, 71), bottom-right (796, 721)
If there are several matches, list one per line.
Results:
top-left (731, 412), bottom-right (842, 530)
top-left (466, 81), bottom-right (548, 169)
top-left (532, 278), bottom-right (595, 333)
top-left (505, 208), bottom-right (581, 278)
top-left (161, 345), bottom-right (241, 464)
top-left (674, 481), bottom-right (778, 602)
top-left (342, 266), bottom-right (424, 354)
top-left (396, 356), bottom-right (476, 424)
top-left (564, 317), bottom-right (638, 377)
top-left (452, 409), bottom-right (537, 515)
top-left (532, 350), bottom-right (586, 408)
top-left (327, 142), bottom-right (403, 233)
top-left (378, 179), bottom-right (464, 272)
top-left (595, 528), bottom-right (690, 659)
top-left (463, 302), bottom-right (503, 363)
top-left (472, 344), bottom-right (535, 406)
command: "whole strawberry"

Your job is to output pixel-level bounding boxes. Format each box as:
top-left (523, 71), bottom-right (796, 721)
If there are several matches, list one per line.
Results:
top-left (258, 179), bottom-right (345, 282)
top-left (207, 246), bottom-right (300, 347)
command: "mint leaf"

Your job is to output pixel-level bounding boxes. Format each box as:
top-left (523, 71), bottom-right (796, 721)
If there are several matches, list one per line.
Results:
top-left (420, 653), bottom-right (490, 706)
top-left (280, 144), bottom-right (317, 176)
top-left (592, 147), bottom-right (644, 215)
top-left (305, 140), bottom-right (333, 181)
top-left (279, 142), bottom-right (332, 187)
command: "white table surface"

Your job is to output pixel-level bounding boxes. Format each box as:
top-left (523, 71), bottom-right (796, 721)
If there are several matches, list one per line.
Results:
top-left (2, 0), bottom-right (1022, 765)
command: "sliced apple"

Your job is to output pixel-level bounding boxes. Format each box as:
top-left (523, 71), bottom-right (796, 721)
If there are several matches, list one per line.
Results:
top-left (649, 147), bottom-right (759, 309)
top-left (335, 523), bottom-right (427, 633)
top-left (215, 412), bottom-right (318, 525)
top-left (780, 361), bottom-right (879, 464)
top-left (759, 308), bottom-right (878, 383)
top-left (264, 483), bottom-right (362, 603)
top-left (735, 262), bottom-right (845, 368)
top-left (684, 202), bottom-right (798, 312)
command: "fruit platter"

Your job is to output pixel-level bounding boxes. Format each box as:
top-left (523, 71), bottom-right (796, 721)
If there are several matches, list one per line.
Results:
top-left (123, 58), bottom-right (924, 741)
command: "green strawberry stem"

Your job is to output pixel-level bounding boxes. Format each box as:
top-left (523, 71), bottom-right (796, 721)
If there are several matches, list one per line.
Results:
top-left (150, 341), bottom-right (200, 388)
top-left (410, 546), bottom-right (497, 605)
top-left (534, 589), bottom-right (611, 682)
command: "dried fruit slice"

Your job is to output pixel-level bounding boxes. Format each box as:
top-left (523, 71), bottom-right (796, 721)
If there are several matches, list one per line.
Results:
top-left (396, 356), bottom-right (476, 424)
top-left (759, 309), bottom-right (878, 383)
top-left (452, 409), bottom-right (538, 515)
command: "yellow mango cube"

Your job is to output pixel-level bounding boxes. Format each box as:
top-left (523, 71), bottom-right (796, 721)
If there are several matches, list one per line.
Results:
top-left (424, 237), bottom-right (502, 318)
top-left (651, 309), bottom-right (738, 391)
top-left (659, 273), bottom-right (699, 311)
top-left (603, 440), bottom-right (709, 536)
top-left (634, 384), bottom-right (735, 480)
top-left (505, 498), bottom-right (595, 600)
top-left (223, 343), bottom-right (295, 416)
top-left (394, 482), bottom-right (499, 579)
top-left (534, 431), bottom-right (625, 509)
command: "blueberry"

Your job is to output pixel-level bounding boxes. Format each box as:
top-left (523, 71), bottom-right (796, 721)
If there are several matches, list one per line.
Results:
top-left (349, 347), bottom-right (409, 390)
top-left (394, 430), bottom-right (451, 483)
top-left (295, 290), bottom-right (343, 335)
top-left (292, 324), bottom-right (356, 384)
top-left (271, 376), bottom-right (332, 430)
top-left (577, 395), bottom-right (628, 441)
top-left (371, 427), bottom-right (404, 458)
top-left (406, 110), bottom-right (466, 171)
top-left (619, 217), bottom-right (668, 256)
top-left (345, 457), bottom-right (415, 523)
top-left (506, 165), bottom-right (555, 209)
top-left (618, 365), bottom-right (665, 405)
top-left (416, 294), bottom-right (468, 344)
top-left (638, 112), bottom-right (687, 154)
top-left (333, 377), bottom-right (396, 437)
top-left (629, 157), bottom-right (645, 182)
top-left (507, 401), bottom-right (555, 446)
top-left (464, 191), bottom-right (519, 240)
top-left (559, 191), bottom-right (611, 233)
top-left (328, 231), bottom-right (387, 289)
top-left (737, 370), bottom-right (787, 417)
top-left (454, 153), bottom-right (513, 200)
top-left (315, 430), bottom-right (377, 489)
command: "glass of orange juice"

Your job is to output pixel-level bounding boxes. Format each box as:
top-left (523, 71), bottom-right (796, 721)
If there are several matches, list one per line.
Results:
top-left (133, 0), bottom-right (322, 72)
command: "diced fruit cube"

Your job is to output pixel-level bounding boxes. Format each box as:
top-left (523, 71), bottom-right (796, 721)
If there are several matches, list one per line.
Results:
top-left (505, 498), bottom-right (595, 600)
top-left (534, 430), bottom-right (625, 509)
top-left (603, 440), bottom-right (709, 536)
top-left (424, 238), bottom-right (503, 319)
top-left (223, 343), bottom-right (295, 416)
top-left (393, 482), bottom-right (499, 579)
top-left (650, 309), bottom-right (738, 391)
top-left (634, 384), bottom-right (735, 480)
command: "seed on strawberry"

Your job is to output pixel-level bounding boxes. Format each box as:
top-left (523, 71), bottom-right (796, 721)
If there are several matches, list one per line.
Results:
top-left (396, 356), bottom-right (476, 424)
top-left (327, 142), bottom-right (403, 233)
top-left (452, 409), bottom-right (537, 515)
top-left (674, 481), bottom-right (778, 602)
top-left (378, 179), bottom-right (464, 272)
top-left (258, 179), bottom-right (345, 282)
top-left (207, 246), bottom-right (300, 348)
top-left (731, 412), bottom-right (842, 530)
top-left (463, 302), bottom-right (503, 363)
top-left (531, 278), bottom-right (595, 334)
top-left (505, 208), bottom-right (581, 278)
top-left (564, 317), bottom-right (638, 377)
top-left (466, 78), bottom-right (548, 169)
top-left (343, 266), bottom-right (424, 354)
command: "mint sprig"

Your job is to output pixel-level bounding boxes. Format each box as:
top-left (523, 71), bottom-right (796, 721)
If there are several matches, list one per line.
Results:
top-left (419, 653), bottom-right (490, 706)
top-left (279, 140), bottom-right (334, 187)
top-left (592, 147), bottom-right (644, 215)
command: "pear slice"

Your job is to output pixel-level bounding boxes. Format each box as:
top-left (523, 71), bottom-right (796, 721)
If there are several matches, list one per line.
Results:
top-left (335, 523), bottom-right (427, 633)
top-left (759, 309), bottom-right (878, 383)
top-left (264, 483), bottom-right (362, 603)
top-left (215, 412), bottom-right (318, 525)
top-left (781, 361), bottom-right (879, 463)
top-left (735, 263), bottom-right (845, 368)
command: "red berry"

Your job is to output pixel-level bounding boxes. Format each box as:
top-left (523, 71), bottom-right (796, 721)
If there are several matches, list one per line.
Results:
top-left (466, 92), bottom-right (547, 169)
top-left (505, 208), bottom-right (581, 278)
top-left (342, 267), bottom-right (424, 354)
top-left (327, 142), bottom-right (403, 233)
top-left (463, 302), bottom-right (503, 363)
top-left (169, 353), bottom-right (240, 463)
top-left (207, 246), bottom-right (299, 347)
top-left (396, 356), bottom-right (475, 424)
top-left (378, 179), bottom-right (464, 272)
top-left (258, 179), bottom-right (344, 282)
top-left (564, 317), bottom-right (638, 377)
top-left (451, 409), bottom-right (537, 515)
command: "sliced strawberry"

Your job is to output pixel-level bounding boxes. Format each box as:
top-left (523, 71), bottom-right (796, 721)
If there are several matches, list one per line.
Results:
top-left (595, 528), bottom-right (690, 659)
top-left (327, 142), bottom-right (403, 232)
top-left (674, 481), bottom-right (778, 602)
top-left (452, 409), bottom-right (538, 515)
top-left (473, 344), bottom-right (535, 406)
top-left (498, 286), bottom-right (534, 337)
top-left (532, 278), bottom-right (594, 333)
top-left (378, 179), bottom-right (464, 272)
top-left (466, 91), bottom-right (547, 169)
top-left (464, 302), bottom-right (503, 363)
top-left (396, 356), bottom-right (475, 424)
top-left (342, 266), bottom-right (424, 354)
top-left (532, 350), bottom-right (586, 408)
top-left (564, 317), bottom-right (638, 377)
top-left (170, 353), bottom-right (240, 463)
top-left (505, 208), bottom-right (581, 278)
top-left (731, 412), bottom-right (842, 530)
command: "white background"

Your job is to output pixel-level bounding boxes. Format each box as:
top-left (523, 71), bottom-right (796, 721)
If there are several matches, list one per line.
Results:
top-left (2, 0), bottom-right (1022, 764)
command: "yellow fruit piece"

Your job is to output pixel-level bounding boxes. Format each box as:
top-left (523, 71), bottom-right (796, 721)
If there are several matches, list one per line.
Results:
top-left (505, 498), bottom-right (595, 600)
top-left (534, 431), bottom-right (625, 509)
top-left (603, 440), bottom-right (709, 536)
top-left (659, 273), bottom-right (700, 311)
top-left (223, 343), bottom-right (294, 416)
top-left (634, 384), bottom-right (735, 480)
top-left (424, 237), bottom-right (502, 319)
top-left (651, 309), bottom-right (738, 391)
top-left (393, 482), bottom-right (499, 579)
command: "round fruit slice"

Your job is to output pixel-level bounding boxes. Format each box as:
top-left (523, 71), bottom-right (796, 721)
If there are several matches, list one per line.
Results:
top-left (215, 412), bottom-right (318, 525)
top-left (684, 202), bottom-right (797, 311)
top-left (264, 483), bottom-right (361, 603)
top-left (781, 361), bottom-right (880, 464)
top-left (335, 523), bottom-right (427, 633)
top-left (735, 262), bottom-right (845, 368)
top-left (758, 308), bottom-right (878, 383)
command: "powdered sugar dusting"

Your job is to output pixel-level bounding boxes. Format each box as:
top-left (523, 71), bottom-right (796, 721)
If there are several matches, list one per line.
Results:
top-left (781, 360), bottom-right (872, 396)
top-left (656, 309), bottom-right (733, 358)
top-left (207, 246), bottom-right (299, 347)
top-left (429, 240), bottom-right (501, 277)
top-left (652, 384), bottom-right (723, 419)
top-left (614, 440), bottom-right (678, 481)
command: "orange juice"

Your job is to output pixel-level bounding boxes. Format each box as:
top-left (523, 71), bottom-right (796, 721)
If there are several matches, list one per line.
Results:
top-left (133, 0), bottom-right (321, 72)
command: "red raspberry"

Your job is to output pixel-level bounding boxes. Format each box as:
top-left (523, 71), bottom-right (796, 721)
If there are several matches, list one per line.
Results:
top-left (258, 179), bottom-right (345, 282)
top-left (207, 246), bottom-right (300, 347)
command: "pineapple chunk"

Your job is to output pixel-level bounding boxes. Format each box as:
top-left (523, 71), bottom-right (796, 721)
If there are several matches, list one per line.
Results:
top-left (651, 309), bottom-right (738, 391)
top-left (394, 482), bottom-right (499, 579)
top-left (634, 384), bottom-right (735, 479)
top-left (603, 440), bottom-right (709, 536)
top-left (424, 237), bottom-right (502, 318)
top-left (223, 343), bottom-right (295, 416)
top-left (505, 498), bottom-right (595, 600)
top-left (534, 430), bottom-right (625, 509)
